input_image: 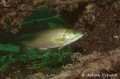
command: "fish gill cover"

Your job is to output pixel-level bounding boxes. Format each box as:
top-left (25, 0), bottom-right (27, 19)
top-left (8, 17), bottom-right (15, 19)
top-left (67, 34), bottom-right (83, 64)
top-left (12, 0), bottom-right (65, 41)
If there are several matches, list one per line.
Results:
top-left (0, 8), bottom-right (73, 78)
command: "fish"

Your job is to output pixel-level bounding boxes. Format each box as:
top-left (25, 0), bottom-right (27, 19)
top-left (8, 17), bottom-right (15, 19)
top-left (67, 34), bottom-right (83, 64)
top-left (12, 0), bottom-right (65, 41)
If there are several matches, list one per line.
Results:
top-left (22, 28), bottom-right (84, 51)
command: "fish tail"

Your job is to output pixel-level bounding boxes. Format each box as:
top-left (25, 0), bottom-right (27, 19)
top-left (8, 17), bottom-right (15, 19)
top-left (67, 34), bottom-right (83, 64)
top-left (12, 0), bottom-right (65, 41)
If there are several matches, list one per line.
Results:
top-left (19, 41), bottom-right (29, 53)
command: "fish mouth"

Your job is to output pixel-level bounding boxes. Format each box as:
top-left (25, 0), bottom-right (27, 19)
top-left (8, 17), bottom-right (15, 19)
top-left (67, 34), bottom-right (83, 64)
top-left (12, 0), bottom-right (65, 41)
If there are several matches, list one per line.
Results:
top-left (78, 34), bottom-right (84, 38)
top-left (71, 34), bottom-right (84, 40)
top-left (76, 33), bottom-right (84, 39)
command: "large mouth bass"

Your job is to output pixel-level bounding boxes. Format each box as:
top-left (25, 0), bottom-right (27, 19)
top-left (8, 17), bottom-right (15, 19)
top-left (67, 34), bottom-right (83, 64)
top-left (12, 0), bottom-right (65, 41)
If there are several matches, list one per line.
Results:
top-left (23, 28), bottom-right (84, 51)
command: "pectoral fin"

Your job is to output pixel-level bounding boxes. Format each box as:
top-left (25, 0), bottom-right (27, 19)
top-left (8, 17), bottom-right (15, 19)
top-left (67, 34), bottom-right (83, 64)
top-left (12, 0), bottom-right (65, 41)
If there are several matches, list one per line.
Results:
top-left (55, 38), bottom-right (64, 43)
top-left (58, 45), bottom-right (65, 50)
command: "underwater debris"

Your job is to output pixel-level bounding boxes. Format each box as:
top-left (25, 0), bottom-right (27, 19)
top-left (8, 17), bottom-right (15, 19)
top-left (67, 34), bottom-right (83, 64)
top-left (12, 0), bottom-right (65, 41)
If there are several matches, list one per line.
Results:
top-left (71, 0), bottom-right (120, 54)
top-left (0, 44), bottom-right (73, 78)
top-left (1, 0), bottom-right (119, 34)
top-left (112, 2), bottom-right (120, 21)
top-left (0, 0), bottom-right (11, 7)
top-left (0, 0), bottom-right (88, 33)
top-left (83, 3), bottom-right (97, 25)
top-left (0, 0), bottom-right (119, 34)
top-left (23, 48), bottom-right (120, 79)
top-left (0, 44), bottom-right (20, 53)
top-left (25, 72), bottom-right (47, 79)
top-left (47, 49), bottom-right (120, 79)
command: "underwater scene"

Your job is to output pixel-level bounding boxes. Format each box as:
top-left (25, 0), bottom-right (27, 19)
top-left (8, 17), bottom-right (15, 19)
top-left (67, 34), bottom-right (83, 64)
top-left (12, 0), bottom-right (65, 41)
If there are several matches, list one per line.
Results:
top-left (0, 0), bottom-right (120, 79)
